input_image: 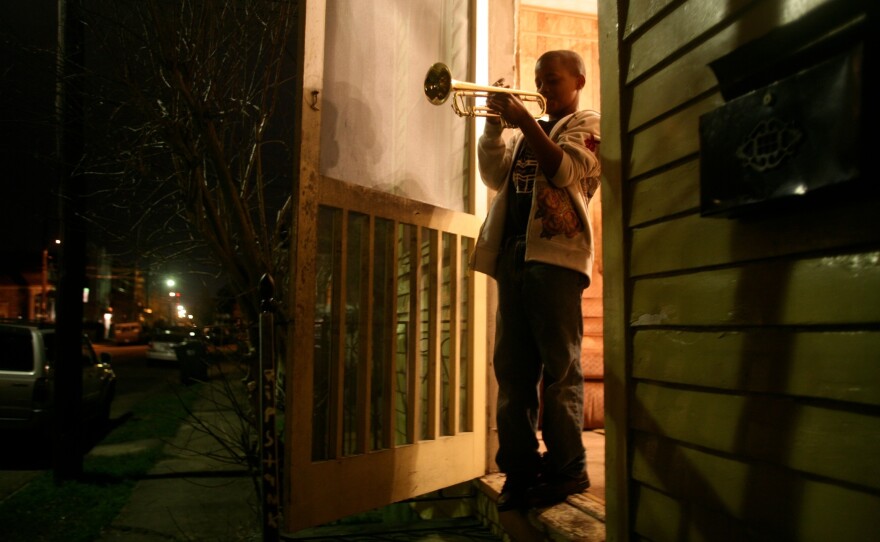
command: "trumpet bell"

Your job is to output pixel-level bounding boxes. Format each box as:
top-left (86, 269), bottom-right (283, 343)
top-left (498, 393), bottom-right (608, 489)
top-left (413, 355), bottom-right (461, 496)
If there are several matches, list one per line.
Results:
top-left (424, 62), bottom-right (453, 105)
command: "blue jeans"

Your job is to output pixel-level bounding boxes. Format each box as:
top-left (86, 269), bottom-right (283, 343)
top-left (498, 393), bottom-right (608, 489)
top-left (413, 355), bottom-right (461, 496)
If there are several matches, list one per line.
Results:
top-left (493, 237), bottom-right (587, 479)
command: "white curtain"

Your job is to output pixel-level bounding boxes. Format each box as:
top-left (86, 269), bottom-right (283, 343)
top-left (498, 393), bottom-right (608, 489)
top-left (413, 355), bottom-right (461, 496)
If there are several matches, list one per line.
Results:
top-left (320, 0), bottom-right (470, 212)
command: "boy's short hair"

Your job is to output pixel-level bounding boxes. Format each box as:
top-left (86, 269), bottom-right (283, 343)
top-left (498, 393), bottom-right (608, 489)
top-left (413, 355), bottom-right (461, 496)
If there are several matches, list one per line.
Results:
top-left (538, 50), bottom-right (585, 78)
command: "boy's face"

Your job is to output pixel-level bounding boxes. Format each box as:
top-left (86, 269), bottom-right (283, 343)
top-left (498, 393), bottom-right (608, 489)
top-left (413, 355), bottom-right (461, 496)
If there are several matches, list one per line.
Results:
top-left (535, 55), bottom-right (585, 120)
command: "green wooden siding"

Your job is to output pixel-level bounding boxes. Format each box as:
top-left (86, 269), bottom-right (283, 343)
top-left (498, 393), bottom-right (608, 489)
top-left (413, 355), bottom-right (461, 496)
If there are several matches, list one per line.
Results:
top-left (599, 0), bottom-right (880, 539)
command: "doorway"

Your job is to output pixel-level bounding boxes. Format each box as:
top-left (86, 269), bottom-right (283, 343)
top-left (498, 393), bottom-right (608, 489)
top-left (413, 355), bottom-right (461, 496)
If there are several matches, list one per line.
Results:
top-left (517, 0), bottom-right (605, 433)
top-left (518, 0), bottom-right (606, 503)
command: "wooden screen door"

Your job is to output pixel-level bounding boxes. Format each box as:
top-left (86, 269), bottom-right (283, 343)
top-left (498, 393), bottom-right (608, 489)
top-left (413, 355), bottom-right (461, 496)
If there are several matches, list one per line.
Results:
top-left (284, 0), bottom-right (488, 532)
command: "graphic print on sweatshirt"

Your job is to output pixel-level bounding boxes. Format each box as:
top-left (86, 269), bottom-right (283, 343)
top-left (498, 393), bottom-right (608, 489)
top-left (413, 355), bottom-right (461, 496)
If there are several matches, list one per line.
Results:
top-left (512, 144), bottom-right (539, 194)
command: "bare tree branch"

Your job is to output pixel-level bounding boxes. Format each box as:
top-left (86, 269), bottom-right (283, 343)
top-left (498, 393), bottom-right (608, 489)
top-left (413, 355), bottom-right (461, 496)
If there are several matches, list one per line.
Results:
top-left (82, 0), bottom-right (298, 332)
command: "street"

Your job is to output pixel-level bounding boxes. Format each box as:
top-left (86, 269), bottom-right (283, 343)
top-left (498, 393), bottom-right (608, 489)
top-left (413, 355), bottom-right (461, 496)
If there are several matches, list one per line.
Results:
top-left (0, 344), bottom-right (181, 499)
top-left (93, 343), bottom-right (182, 418)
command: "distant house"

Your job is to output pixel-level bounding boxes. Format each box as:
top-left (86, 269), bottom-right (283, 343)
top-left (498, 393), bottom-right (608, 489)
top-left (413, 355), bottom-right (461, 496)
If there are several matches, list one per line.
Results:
top-left (0, 251), bottom-right (53, 321)
top-left (0, 248), bottom-right (147, 336)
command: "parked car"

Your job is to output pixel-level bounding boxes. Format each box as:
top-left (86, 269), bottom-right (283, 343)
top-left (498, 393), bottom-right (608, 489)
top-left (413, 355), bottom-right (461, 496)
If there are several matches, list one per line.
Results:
top-left (0, 321), bottom-right (116, 440)
top-left (112, 321), bottom-right (144, 345)
top-left (202, 325), bottom-right (233, 346)
top-left (146, 326), bottom-right (205, 362)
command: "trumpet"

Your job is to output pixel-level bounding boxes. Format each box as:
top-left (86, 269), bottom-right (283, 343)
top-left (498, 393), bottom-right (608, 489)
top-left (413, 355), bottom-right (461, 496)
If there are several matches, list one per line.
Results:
top-left (424, 62), bottom-right (546, 124)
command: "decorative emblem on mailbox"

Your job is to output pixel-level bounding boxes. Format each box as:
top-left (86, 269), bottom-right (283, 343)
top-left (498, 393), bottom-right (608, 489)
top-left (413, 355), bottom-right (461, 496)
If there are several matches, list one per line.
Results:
top-left (736, 116), bottom-right (803, 173)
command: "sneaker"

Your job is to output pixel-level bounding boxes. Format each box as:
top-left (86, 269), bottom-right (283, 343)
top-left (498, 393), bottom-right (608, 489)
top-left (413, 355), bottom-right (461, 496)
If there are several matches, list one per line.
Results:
top-left (497, 474), bottom-right (536, 512)
top-left (528, 471), bottom-right (590, 508)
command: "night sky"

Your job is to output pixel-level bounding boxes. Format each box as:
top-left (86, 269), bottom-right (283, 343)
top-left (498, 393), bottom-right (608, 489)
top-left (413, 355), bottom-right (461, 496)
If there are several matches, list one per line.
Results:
top-left (2, 2), bottom-right (263, 316)
top-left (1, 1), bottom-right (58, 258)
top-left (1, 1), bottom-right (214, 310)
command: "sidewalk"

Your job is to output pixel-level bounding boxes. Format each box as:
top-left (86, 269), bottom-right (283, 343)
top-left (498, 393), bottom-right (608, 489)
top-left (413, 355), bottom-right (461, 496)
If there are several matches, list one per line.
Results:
top-left (90, 385), bottom-right (506, 542)
top-left (92, 382), bottom-right (262, 542)
top-left (2, 377), bottom-right (604, 542)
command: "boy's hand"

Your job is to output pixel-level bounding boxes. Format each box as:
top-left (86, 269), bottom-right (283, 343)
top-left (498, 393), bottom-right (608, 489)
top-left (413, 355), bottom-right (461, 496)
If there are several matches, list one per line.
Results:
top-left (486, 92), bottom-right (530, 128)
top-left (485, 78), bottom-right (507, 125)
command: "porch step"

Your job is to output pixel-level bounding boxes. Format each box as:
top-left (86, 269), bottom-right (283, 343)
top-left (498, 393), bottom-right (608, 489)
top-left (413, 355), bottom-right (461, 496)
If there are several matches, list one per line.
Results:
top-left (474, 474), bottom-right (605, 542)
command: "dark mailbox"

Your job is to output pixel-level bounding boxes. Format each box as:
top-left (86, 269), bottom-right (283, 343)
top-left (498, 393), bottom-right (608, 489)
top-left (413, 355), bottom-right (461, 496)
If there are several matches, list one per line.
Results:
top-left (700, 48), bottom-right (862, 217)
top-left (699, 1), bottom-right (873, 218)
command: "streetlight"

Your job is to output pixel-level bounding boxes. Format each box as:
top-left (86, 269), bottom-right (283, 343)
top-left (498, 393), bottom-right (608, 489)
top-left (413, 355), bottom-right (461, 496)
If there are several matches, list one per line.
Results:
top-left (164, 278), bottom-right (179, 323)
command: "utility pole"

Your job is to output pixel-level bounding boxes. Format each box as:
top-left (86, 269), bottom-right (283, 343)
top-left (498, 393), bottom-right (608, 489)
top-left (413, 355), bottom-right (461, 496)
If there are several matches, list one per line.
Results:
top-left (54, 0), bottom-right (86, 482)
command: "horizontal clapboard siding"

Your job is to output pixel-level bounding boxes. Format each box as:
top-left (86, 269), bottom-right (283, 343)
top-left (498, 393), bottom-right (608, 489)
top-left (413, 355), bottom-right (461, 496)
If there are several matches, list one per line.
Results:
top-left (627, 0), bottom-right (756, 83)
top-left (632, 446), bottom-right (880, 542)
top-left (630, 201), bottom-right (880, 275)
top-left (628, 0), bottom-right (830, 130)
top-left (630, 252), bottom-right (880, 326)
top-left (607, 0), bottom-right (880, 539)
top-left (629, 93), bottom-right (718, 179)
top-left (633, 329), bottom-right (880, 407)
top-left (628, 160), bottom-right (700, 228)
top-left (631, 383), bottom-right (880, 489)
